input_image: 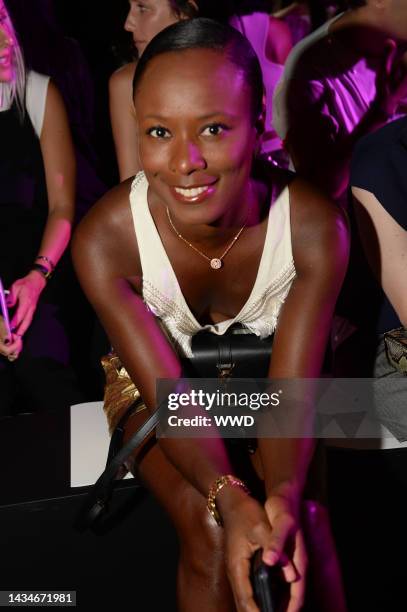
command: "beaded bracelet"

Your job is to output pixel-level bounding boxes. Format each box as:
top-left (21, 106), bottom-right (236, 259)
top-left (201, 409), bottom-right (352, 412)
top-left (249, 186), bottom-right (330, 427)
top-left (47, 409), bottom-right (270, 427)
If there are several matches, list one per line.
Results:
top-left (31, 263), bottom-right (52, 281)
top-left (36, 255), bottom-right (55, 270)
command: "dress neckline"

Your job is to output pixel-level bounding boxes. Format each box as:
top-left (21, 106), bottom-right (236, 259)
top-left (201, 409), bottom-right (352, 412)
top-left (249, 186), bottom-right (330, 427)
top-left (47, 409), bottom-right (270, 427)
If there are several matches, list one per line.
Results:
top-left (135, 172), bottom-right (280, 333)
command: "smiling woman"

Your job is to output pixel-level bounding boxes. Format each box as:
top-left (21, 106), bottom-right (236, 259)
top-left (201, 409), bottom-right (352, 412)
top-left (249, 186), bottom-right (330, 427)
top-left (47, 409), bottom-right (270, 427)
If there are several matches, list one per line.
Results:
top-left (132, 27), bottom-right (263, 229)
top-left (73, 18), bottom-right (349, 612)
top-left (109, 0), bottom-right (292, 180)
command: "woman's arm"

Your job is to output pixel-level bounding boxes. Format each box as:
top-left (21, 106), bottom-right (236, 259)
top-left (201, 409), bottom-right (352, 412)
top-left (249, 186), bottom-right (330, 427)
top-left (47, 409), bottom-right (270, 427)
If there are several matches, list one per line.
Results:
top-left (285, 41), bottom-right (407, 200)
top-left (36, 80), bottom-right (76, 269)
top-left (352, 186), bottom-right (407, 325)
top-left (8, 80), bottom-right (76, 339)
top-left (229, 179), bottom-right (349, 610)
top-left (266, 16), bottom-right (292, 65)
top-left (72, 183), bottom-right (235, 493)
top-left (259, 178), bottom-right (349, 511)
top-left (109, 62), bottom-right (141, 181)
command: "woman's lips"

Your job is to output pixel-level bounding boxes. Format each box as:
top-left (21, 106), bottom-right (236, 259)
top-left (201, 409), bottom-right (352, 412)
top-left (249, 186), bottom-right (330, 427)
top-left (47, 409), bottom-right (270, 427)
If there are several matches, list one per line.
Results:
top-left (170, 183), bottom-right (217, 203)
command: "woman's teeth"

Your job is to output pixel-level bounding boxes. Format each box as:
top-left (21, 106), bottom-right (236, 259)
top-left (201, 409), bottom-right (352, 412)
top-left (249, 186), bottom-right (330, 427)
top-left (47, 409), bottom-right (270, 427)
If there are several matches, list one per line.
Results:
top-left (174, 186), bottom-right (208, 198)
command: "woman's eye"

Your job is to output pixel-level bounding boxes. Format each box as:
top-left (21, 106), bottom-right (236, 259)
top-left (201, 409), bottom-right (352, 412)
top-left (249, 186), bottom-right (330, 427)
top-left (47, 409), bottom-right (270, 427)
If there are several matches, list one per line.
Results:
top-left (147, 126), bottom-right (170, 139)
top-left (201, 124), bottom-right (228, 136)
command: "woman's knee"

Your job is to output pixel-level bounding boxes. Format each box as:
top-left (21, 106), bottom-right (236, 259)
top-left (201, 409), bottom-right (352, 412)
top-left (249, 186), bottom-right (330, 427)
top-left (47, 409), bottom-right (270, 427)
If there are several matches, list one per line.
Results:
top-left (134, 439), bottom-right (227, 579)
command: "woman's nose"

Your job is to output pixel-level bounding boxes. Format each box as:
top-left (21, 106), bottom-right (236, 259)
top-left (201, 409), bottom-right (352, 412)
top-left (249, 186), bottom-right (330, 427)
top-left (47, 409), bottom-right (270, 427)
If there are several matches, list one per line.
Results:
top-left (170, 139), bottom-right (207, 175)
top-left (124, 11), bottom-right (136, 33)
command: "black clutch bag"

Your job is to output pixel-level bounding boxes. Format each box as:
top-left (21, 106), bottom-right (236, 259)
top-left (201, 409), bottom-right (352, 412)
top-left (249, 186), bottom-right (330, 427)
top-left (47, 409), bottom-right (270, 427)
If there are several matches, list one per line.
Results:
top-left (189, 325), bottom-right (274, 379)
top-left (251, 549), bottom-right (290, 612)
top-left (76, 325), bottom-right (273, 531)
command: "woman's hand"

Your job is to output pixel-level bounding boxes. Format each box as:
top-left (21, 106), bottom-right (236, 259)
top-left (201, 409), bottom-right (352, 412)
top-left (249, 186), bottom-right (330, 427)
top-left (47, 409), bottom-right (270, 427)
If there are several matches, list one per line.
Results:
top-left (218, 488), bottom-right (306, 612)
top-left (264, 495), bottom-right (307, 612)
top-left (0, 331), bottom-right (23, 361)
top-left (7, 271), bottom-right (46, 337)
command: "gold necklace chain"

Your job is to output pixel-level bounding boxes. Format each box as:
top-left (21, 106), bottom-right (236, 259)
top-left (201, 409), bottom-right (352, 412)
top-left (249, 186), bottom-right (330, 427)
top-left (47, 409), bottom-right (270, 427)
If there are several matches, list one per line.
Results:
top-left (166, 207), bottom-right (248, 270)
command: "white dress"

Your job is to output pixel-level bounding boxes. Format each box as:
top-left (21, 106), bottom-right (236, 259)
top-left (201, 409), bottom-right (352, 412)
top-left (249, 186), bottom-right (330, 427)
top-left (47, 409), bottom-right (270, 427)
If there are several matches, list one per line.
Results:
top-left (129, 172), bottom-right (297, 357)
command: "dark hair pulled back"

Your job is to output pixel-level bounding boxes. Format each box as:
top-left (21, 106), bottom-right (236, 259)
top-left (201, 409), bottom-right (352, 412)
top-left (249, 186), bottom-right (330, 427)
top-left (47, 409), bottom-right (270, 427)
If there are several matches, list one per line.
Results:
top-left (133, 17), bottom-right (264, 124)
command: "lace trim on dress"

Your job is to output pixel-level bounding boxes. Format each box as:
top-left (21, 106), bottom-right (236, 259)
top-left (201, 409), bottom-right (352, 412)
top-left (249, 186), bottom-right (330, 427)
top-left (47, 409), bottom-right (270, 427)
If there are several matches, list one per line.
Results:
top-left (131, 170), bottom-right (146, 189)
top-left (142, 260), bottom-right (296, 357)
top-left (142, 280), bottom-right (202, 357)
top-left (240, 261), bottom-right (296, 335)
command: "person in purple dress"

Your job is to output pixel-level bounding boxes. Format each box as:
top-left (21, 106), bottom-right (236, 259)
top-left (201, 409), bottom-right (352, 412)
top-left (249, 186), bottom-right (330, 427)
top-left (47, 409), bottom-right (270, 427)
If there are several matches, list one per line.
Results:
top-left (273, 0), bottom-right (407, 204)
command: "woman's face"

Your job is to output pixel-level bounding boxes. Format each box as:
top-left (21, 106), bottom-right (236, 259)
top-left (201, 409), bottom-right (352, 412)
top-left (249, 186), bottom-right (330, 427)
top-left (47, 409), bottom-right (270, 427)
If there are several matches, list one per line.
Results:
top-left (0, 0), bottom-right (14, 83)
top-left (135, 48), bottom-right (258, 227)
top-left (125, 0), bottom-right (182, 55)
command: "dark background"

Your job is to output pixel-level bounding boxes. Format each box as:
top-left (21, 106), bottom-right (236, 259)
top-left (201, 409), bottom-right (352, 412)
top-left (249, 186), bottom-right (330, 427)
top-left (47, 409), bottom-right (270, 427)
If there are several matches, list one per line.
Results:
top-left (54, 0), bottom-right (134, 186)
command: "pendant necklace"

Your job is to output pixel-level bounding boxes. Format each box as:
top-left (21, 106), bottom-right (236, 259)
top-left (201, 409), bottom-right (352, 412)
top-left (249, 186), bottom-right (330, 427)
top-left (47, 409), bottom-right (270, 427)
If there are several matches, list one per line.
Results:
top-left (166, 206), bottom-right (248, 270)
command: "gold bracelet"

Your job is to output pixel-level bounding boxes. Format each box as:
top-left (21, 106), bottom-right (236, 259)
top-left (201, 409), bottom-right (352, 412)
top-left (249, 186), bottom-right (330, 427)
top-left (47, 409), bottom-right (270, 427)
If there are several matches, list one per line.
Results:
top-left (207, 474), bottom-right (250, 527)
top-left (31, 263), bottom-right (52, 281)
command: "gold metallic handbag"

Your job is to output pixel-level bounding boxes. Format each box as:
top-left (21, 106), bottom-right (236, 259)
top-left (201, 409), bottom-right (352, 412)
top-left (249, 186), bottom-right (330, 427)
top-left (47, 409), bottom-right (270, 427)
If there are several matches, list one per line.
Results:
top-left (383, 327), bottom-right (407, 374)
top-left (101, 352), bottom-right (147, 435)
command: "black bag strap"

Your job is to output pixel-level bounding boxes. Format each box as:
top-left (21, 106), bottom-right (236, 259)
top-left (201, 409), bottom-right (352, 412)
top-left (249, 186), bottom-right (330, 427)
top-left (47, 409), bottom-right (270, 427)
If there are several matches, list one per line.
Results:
top-left (75, 404), bottom-right (160, 531)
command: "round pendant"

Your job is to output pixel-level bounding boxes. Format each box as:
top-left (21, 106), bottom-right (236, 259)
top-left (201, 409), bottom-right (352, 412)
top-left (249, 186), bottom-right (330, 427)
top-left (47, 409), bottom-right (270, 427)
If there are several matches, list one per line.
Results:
top-left (210, 258), bottom-right (222, 270)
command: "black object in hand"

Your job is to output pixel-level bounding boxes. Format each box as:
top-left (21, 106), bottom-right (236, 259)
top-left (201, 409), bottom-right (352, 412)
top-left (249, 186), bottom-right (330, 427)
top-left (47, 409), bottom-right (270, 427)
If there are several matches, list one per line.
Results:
top-left (0, 277), bottom-right (11, 342)
top-left (250, 549), bottom-right (290, 612)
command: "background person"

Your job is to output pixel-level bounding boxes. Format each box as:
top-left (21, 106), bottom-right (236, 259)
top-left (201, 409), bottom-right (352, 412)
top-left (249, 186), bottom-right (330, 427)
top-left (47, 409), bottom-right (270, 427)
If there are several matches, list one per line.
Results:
top-left (272, 0), bottom-right (407, 204)
top-left (5, 0), bottom-right (109, 400)
top-left (0, 0), bottom-right (83, 416)
top-left (327, 116), bottom-right (407, 611)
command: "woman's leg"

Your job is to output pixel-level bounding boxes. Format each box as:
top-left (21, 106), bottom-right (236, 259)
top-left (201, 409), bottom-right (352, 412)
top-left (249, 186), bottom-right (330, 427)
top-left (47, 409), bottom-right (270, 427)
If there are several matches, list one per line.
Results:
top-left (123, 413), bottom-right (236, 612)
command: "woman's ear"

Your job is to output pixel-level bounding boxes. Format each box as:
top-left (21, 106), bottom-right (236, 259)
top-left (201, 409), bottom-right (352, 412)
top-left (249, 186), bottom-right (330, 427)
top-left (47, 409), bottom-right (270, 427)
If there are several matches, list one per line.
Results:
top-left (178, 0), bottom-right (199, 19)
top-left (188, 0), bottom-right (199, 13)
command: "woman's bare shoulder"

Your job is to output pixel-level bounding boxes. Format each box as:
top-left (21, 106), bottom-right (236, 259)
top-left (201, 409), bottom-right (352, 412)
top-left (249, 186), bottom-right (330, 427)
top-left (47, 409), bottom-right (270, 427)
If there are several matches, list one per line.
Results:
top-left (109, 61), bottom-right (138, 93)
top-left (261, 164), bottom-right (344, 233)
top-left (72, 177), bottom-right (140, 277)
top-left (77, 179), bottom-right (133, 237)
top-left (289, 176), bottom-right (347, 225)
top-left (288, 176), bottom-right (349, 274)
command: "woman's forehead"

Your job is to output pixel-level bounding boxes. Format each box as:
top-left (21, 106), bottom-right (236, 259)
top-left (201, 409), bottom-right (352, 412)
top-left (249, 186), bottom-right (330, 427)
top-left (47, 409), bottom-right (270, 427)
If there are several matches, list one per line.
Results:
top-left (130, 0), bottom-right (171, 9)
top-left (135, 47), bottom-right (248, 105)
